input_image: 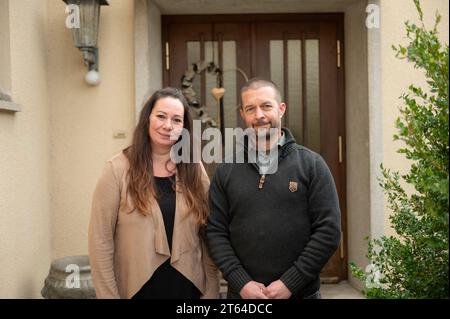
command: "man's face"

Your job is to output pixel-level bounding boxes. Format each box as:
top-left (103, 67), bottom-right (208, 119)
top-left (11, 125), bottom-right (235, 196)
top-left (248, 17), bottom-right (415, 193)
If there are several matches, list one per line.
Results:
top-left (240, 86), bottom-right (286, 138)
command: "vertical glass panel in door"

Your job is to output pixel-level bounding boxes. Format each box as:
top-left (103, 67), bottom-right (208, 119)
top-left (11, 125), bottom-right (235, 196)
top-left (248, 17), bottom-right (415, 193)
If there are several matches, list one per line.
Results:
top-left (269, 40), bottom-right (284, 100)
top-left (204, 41), bottom-right (219, 124)
top-left (186, 41), bottom-right (201, 106)
top-left (222, 41), bottom-right (237, 130)
top-left (269, 39), bottom-right (303, 144)
top-left (287, 40), bottom-right (303, 143)
top-left (222, 41), bottom-right (237, 157)
top-left (305, 39), bottom-right (320, 153)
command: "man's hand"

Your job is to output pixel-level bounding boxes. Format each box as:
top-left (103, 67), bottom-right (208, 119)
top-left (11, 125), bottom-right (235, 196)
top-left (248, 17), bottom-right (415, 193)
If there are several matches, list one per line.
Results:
top-left (240, 281), bottom-right (268, 299)
top-left (263, 280), bottom-right (292, 299)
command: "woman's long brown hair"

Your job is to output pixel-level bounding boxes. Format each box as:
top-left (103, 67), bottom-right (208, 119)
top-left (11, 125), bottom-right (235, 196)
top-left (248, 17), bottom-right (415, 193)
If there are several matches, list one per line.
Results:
top-left (123, 88), bottom-right (209, 225)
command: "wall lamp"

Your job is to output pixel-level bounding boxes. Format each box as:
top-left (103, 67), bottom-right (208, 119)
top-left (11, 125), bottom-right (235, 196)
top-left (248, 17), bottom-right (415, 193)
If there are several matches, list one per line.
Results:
top-left (63, 0), bottom-right (109, 86)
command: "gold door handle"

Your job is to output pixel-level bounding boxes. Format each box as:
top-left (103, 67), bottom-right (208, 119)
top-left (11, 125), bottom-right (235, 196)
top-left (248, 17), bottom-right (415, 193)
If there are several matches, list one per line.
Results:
top-left (338, 136), bottom-right (343, 163)
top-left (337, 40), bottom-right (341, 68)
top-left (165, 42), bottom-right (170, 70)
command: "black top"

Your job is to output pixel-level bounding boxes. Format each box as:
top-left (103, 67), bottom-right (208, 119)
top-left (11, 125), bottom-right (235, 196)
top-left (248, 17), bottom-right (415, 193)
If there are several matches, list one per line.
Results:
top-left (132, 176), bottom-right (201, 299)
top-left (206, 128), bottom-right (341, 298)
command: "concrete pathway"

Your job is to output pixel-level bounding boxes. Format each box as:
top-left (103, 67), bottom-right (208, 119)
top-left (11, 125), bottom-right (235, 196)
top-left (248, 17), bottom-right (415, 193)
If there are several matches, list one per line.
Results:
top-left (320, 281), bottom-right (365, 299)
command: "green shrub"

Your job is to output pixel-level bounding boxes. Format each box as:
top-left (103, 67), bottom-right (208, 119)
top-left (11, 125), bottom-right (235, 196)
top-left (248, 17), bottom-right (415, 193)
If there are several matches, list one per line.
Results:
top-left (350, 0), bottom-right (449, 299)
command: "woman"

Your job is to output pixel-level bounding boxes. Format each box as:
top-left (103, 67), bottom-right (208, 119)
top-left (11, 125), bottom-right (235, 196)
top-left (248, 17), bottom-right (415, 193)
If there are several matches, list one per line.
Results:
top-left (88, 88), bottom-right (219, 299)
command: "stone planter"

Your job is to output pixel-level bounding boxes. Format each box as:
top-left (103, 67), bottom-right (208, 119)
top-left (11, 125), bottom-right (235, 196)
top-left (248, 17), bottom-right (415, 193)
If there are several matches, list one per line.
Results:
top-left (41, 255), bottom-right (96, 299)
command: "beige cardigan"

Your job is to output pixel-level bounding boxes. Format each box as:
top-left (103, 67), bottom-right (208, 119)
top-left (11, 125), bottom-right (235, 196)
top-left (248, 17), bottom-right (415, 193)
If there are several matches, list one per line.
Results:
top-left (88, 152), bottom-right (220, 299)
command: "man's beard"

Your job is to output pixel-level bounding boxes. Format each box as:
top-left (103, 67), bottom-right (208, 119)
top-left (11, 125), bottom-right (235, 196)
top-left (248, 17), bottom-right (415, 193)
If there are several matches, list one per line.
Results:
top-left (253, 119), bottom-right (279, 140)
top-left (248, 119), bottom-right (280, 153)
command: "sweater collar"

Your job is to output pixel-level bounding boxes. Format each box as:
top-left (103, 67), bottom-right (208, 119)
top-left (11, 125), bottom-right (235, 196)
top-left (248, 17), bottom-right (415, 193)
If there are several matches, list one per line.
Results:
top-left (278, 128), bottom-right (297, 158)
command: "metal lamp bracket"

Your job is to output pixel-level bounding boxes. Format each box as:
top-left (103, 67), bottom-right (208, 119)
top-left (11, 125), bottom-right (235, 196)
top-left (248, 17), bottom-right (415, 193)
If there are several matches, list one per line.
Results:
top-left (81, 47), bottom-right (99, 71)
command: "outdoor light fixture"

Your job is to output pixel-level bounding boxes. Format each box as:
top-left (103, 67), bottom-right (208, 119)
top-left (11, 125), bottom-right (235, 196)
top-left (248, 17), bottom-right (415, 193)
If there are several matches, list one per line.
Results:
top-left (63, 0), bottom-right (109, 86)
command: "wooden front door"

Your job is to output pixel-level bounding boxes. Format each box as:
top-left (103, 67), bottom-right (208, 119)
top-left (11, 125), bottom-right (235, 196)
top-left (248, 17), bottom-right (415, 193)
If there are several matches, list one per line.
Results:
top-left (162, 14), bottom-right (347, 282)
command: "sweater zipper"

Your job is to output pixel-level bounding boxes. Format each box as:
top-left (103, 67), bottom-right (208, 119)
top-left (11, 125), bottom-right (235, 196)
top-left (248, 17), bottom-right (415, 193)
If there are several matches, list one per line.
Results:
top-left (258, 174), bottom-right (266, 189)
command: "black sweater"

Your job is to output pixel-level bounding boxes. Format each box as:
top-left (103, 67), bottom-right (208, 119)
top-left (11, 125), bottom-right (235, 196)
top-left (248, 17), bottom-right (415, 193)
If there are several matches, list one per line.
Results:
top-left (206, 128), bottom-right (341, 298)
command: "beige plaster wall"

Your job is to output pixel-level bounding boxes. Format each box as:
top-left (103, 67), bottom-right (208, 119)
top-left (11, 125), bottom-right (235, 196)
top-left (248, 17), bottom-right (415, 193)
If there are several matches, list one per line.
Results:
top-left (134, 0), bottom-right (162, 120)
top-left (0, 0), bottom-right (51, 298)
top-left (146, 0), bottom-right (163, 113)
top-left (344, 0), bottom-right (371, 290)
top-left (1, 0), bottom-right (135, 298)
top-left (380, 0), bottom-right (449, 235)
top-left (46, 0), bottom-right (135, 259)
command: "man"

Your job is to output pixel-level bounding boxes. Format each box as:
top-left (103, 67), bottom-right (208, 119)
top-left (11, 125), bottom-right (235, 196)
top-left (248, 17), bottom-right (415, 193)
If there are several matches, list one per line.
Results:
top-left (206, 78), bottom-right (341, 299)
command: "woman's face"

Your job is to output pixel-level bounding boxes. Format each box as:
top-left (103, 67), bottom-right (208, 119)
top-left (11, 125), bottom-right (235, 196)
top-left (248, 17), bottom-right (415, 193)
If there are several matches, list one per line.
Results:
top-left (148, 97), bottom-right (185, 150)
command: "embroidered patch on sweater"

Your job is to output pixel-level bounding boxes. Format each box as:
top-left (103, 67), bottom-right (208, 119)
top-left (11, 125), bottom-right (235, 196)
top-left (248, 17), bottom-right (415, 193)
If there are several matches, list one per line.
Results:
top-left (289, 181), bottom-right (298, 192)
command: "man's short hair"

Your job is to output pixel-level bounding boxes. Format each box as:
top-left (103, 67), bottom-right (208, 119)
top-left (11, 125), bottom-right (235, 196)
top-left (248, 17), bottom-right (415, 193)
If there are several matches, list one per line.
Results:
top-left (239, 78), bottom-right (282, 108)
